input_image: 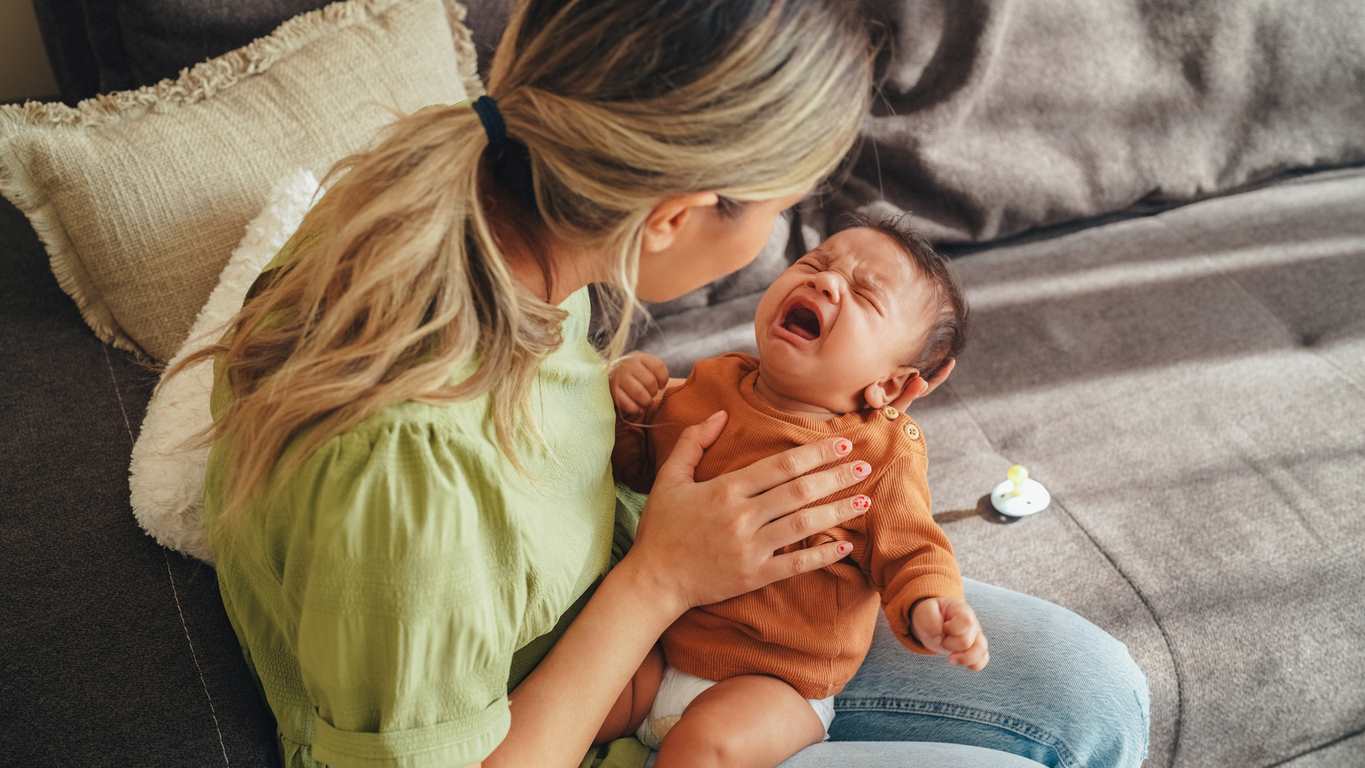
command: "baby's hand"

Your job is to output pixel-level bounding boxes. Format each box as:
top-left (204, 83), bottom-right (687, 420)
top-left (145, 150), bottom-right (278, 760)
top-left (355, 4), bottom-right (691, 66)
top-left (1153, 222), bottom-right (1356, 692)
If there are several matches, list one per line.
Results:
top-left (610, 352), bottom-right (670, 417)
top-left (911, 596), bottom-right (989, 671)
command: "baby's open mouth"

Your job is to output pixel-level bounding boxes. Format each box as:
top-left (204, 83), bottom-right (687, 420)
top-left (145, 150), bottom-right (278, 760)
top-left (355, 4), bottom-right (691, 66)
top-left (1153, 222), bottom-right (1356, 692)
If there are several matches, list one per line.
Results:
top-left (781, 303), bottom-right (822, 341)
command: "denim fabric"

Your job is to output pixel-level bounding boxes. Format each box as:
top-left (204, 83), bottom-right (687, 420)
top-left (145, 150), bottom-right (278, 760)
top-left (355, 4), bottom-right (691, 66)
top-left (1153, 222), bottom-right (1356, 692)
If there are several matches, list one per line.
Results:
top-left (782, 741), bottom-right (1049, 767)
top-left (787, 578), bottom-right (1151, 768)
top-left (641, 579), bottom-right (1149, 768)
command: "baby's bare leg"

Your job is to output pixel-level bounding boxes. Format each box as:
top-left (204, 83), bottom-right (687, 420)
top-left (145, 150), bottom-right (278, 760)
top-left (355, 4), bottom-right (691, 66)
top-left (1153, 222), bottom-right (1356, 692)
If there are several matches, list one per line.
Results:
top-left (593, 644), bottom-right (665, 744)
top-left (654, 675), bottom-right (825, 768)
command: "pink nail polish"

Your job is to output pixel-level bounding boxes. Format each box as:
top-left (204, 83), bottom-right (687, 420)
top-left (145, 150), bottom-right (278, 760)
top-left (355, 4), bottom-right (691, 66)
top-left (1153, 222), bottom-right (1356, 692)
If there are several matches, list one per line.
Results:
top-left (852, 461), bottom-right (871, 478)
top-left (852, 495), bottom-right (871, 511)
top-left (838, 542), bottom-right (853, 554)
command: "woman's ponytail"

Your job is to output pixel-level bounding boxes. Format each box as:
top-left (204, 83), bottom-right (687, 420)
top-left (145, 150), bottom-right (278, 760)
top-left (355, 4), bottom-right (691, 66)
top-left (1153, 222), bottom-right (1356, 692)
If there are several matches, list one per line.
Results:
top-left (171, 0), bottom-right (874, 528)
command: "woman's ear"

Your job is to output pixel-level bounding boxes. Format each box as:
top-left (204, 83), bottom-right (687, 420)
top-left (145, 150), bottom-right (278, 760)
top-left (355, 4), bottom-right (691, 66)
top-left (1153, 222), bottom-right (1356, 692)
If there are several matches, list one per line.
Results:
top-left (862, 366), bottom-right (920, 409)
top-left (641, 192), bottom-right (720, 254)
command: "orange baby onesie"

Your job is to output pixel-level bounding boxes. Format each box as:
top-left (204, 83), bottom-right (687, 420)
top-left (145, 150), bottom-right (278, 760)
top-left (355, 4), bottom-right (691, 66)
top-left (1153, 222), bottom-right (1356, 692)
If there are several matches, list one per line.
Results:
top-left (614, 353), bottom-right (963, 698)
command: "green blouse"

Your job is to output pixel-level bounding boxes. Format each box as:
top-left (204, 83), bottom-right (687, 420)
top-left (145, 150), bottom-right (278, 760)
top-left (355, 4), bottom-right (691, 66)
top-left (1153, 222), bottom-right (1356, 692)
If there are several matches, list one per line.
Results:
top-left (203, 254), bottom-right (634, 766)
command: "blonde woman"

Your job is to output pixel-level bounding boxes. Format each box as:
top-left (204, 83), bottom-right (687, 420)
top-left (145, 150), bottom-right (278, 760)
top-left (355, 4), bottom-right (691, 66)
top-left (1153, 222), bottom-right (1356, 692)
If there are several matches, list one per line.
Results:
top-left (180, 1), bottom-right (1150, 767)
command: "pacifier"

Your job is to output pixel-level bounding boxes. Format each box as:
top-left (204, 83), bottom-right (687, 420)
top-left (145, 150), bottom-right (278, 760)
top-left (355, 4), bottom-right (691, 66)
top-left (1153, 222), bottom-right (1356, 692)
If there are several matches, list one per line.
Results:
top-left (990, 464), bottom-right (1050, 517)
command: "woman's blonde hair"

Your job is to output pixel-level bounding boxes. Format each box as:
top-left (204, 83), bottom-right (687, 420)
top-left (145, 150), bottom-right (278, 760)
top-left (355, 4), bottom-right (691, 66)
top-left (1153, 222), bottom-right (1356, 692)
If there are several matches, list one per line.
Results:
top-left (169, 0), bottom-right (872, 527)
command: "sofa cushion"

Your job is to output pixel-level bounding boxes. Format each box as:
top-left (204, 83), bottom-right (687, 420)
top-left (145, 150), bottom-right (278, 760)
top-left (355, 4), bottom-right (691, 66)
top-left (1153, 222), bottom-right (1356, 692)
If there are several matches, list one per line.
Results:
top-left (0, 198), bottom-right (280, 767)
top-left (638, 167), bottom-right (1365, 768)
top-left (0, 0), bottom-right (481, 360)
top-left (823, 1), bottom-right (1365, 244)
top-left (931, 165), bottom-right (1365, 767)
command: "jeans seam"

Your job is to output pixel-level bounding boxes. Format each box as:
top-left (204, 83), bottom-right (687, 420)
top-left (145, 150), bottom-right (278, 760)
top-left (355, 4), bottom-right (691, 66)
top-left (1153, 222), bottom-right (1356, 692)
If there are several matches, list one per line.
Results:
top-left (834, 696), bottom-right (1081, 768)
top-left (1135, 683), bottom-right (1151, 762)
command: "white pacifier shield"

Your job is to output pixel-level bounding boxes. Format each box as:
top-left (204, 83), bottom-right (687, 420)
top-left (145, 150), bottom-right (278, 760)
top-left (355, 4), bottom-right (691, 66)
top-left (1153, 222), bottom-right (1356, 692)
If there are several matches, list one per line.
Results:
top-left (991, 478), bottom-right (1050, 516)
top-left (991, 465), bottom-right (1051, 517)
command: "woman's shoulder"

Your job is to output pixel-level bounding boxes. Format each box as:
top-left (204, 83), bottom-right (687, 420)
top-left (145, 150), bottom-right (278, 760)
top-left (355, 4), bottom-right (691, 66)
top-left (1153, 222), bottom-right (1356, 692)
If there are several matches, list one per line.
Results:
top-left (297, 399), bottom-right (499, 484)
top-left (269, 406), bottom-right (509, 559)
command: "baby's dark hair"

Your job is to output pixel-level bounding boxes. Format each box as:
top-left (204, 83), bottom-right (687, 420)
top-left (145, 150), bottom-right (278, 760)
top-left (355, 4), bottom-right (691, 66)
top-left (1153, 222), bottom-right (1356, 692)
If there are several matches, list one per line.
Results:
top-left (839, 213), bottom-right (968, 382)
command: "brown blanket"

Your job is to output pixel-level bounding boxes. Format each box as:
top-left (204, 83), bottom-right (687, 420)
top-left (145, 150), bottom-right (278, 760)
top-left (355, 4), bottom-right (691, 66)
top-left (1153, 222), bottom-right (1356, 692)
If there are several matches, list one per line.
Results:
top-left (819, 0), bottom-right (1365, 244)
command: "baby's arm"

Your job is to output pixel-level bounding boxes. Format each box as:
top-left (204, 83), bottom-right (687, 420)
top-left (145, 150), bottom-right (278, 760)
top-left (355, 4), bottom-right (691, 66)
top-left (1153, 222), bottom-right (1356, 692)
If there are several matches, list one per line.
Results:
top-left (862, 454), bottom-right (989, 670)
top-left (610, 351), bottom-right (670, 417)
top-left (609, 353), bottom-right (670, 492)
top-left (909, 593), bottom-right (989, 671)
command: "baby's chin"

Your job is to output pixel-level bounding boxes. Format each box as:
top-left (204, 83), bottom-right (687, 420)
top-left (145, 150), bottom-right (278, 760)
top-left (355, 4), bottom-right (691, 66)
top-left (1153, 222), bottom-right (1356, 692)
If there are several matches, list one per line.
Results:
top-left (755, 353), bottom-right (866, 415)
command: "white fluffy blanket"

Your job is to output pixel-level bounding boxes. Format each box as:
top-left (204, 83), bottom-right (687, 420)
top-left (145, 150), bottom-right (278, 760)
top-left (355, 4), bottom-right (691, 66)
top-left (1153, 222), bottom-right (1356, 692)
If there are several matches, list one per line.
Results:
top-left (129, 169), bottom-right (320, 563)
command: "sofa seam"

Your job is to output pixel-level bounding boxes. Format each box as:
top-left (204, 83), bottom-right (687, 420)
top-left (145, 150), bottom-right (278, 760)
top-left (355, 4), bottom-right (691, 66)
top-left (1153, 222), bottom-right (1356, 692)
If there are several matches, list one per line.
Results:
top-left (941, 382), bottom-right (1181, 767)
top-left (1049, 488), bottom-right (1182, 767)
top-left (105, 346), bottom-right (231, 767)
top-left (102, 346), bottom-right (135, 440)
top-left (164, 553), bottom-right (233, 768)
top-left (1265, 724), bottom-right (1365, 767)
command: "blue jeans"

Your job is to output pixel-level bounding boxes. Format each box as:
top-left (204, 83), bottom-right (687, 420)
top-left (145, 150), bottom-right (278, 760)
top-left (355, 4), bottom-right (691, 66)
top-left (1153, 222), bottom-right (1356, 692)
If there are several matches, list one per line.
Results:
top-left (641, 578), bottom-right (1150, 767)
top-left (774, 578), bottom-right (1151, 768)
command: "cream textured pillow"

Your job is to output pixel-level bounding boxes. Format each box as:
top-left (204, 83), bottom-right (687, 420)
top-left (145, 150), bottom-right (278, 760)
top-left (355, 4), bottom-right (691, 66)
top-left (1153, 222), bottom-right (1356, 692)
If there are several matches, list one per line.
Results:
top-left (130, 168), bottom-right (321, 563)
top-left (0, 0), bottom-right (480, 360)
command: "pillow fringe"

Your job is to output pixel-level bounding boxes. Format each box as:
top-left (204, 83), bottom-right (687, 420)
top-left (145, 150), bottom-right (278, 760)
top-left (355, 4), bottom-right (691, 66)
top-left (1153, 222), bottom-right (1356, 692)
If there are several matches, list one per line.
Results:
top-left (0, 0), bottom-right (478, 129)
top-left (0, 169), bottom-right (137, 355)
top-left (0, 0), bottom-right (480, 360)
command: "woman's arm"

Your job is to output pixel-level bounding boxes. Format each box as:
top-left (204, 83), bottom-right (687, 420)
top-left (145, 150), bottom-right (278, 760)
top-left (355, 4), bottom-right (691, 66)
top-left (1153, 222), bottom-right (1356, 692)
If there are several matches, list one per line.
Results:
top-left (485, 411), bottom-right (872, 767)
top-left (488, 553), bottom-right (681, 765)
top-left (457, 560), bottom-right (670, 768)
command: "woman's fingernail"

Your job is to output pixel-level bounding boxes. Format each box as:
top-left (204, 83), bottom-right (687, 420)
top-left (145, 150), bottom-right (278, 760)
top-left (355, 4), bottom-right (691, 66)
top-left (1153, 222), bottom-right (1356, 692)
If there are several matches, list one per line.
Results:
top-left (834, 438), bottom-right (853, 455)
top-left (838, 542), bottom-right (852, 554)
top-left (852, 461), bottom-right (871, 478)
top-left (708, 410), bottom-right (726, 423)
top-left (852, 495), bottom-right (872, 511)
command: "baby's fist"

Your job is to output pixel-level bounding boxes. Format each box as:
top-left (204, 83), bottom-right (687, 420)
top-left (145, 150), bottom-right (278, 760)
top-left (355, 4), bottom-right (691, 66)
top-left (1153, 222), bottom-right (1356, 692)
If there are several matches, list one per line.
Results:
top-left (911, 596), bottom-right (989, 671)
top-left (610, 352), bottom-right (670, 416)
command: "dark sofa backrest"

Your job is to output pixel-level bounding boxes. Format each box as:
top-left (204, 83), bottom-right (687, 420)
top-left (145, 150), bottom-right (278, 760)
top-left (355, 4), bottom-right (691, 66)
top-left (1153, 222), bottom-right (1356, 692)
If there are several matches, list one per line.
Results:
top-left (31, 0), bottom-right (514, 104)
top-left (30, 0), bottom-right (1365, 247)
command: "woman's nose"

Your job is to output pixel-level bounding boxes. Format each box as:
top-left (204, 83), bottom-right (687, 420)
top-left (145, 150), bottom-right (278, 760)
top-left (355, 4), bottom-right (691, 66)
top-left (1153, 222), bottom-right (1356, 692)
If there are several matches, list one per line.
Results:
top-left (806, 271), bottom-right (841, 302)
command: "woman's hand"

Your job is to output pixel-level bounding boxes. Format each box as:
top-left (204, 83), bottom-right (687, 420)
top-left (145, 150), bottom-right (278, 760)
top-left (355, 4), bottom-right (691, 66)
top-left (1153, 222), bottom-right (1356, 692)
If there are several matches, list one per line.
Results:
top-left (622, 410), bottom-right (872, 614)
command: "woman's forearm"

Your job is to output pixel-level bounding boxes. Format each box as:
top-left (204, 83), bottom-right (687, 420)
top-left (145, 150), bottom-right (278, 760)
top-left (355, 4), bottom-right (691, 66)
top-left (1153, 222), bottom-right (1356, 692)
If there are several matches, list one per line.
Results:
top-left (486, 554), bottom-right (683, 767)
top-left (484, 421), bottom-right (864, 765)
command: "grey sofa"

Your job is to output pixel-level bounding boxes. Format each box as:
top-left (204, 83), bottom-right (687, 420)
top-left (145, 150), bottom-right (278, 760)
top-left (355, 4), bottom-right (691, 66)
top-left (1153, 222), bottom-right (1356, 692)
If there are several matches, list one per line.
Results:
top-left (4, 2), bottom-right (1363, 767)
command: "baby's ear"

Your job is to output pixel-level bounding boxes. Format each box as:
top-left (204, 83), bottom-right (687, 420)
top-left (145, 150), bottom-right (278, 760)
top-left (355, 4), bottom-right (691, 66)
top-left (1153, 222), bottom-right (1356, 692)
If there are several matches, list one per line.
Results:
top-left (862, 366), bottom-right (920, 409)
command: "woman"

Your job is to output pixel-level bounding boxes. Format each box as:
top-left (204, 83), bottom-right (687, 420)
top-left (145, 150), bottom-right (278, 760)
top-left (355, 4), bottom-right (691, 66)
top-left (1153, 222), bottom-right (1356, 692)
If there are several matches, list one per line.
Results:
top-left (182, 1), bottom-right (1150, 766)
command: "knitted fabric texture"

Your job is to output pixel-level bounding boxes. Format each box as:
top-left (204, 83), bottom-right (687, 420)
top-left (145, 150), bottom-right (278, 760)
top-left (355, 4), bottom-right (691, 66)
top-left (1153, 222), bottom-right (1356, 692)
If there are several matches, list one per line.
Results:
top-left (616, 353), bottom-right (964, 698)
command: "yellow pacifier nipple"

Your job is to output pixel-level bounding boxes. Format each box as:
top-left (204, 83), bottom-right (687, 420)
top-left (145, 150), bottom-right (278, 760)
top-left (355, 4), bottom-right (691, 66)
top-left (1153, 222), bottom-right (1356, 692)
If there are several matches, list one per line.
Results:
top-left (1006, 465), bottom-right (1028, 497)
top-left (992, 463), bottom-right (1050, 517)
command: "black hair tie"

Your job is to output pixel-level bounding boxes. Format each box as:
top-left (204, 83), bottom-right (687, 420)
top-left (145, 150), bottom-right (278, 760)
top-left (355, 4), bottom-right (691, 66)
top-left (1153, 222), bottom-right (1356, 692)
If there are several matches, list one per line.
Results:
top-left (473, 94), bottom-right (536, 214)
top-left (473, 95), bottom-right (507, 148)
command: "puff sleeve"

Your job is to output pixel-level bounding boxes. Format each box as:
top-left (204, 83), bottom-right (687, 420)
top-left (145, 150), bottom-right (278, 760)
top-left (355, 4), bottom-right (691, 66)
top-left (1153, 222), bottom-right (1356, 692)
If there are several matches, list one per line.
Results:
top-left (285, 421), bottom-right (521, 768)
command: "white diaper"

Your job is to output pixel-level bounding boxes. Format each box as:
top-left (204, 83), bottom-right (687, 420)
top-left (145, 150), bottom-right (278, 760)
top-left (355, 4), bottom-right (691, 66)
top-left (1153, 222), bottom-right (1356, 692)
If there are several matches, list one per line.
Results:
top-left (634, 664), bottom-right (836, 749)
